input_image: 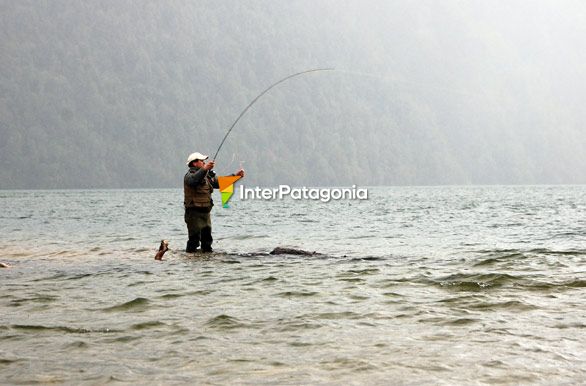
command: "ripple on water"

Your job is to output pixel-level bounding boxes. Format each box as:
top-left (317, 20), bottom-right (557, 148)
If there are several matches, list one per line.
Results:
top-left (435, 273), bottom-right (524, 291)
top-left (8, 325), bottom-right (119, 334)
top-left (204, 315), bottom-right (246, 330)
top-left (553, 322), bottom-right (586, 329)
top-left (276, 291), bottom-right (318, 298)
top-left (350, 256), bottom-right (386, 262)
top-left (271, 319), bottom-right (323, 332)
top-left (563, 279), bottom-right (586, 288)
top-left (441, 318), bottom-right (480, 326)
top-left (186, 289), bottom-right (215, 296)
top-left (101, 297), bottom-right (151, 313)
top-left (467, 300), bottom-right (539, 312)
top-left (8, 295), bottom-right (59, 307)
top-left (63, 341), bottom-right (90, 349)
top-left (0, 358), bottom-right (23, 365)
top-left (472, 252), bottom-right (527, 267)
top-left (258, 276), bottom-right (279, 283)
top-left (319, 357), bottom-right (378, 372)
top-left (310, 311), bottom-right (362, 320)
top-left (130, 321), bottom-right (167, 331)
top-left (158, 293), bottom-right (185, 299)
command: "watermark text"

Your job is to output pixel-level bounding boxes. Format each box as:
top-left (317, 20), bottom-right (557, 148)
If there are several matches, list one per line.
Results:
top-left (239, 185), bottom-right (368, 203)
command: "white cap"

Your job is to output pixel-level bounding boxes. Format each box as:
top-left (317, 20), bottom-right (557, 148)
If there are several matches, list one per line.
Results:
top-left (186, 152), bottom-right (209, 165)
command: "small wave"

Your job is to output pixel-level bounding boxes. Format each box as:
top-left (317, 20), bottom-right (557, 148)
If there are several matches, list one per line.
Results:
top-left (473, 252), bottom-right (527, 267)
top-left (272, 320), bottom-right (323, 332)
top-left (248, 276), bottom-right (280, 285)
top-left (102, 335), bottom-right (142, 343)
top-left (3, 250), bottom-right (31, 258)
top-left (159, 293), bottom-right (185, 299)
top-left (0, 358), bottom-right (23, 365)
top-left (288, 342), bottom-right (314, 348)
top-left (523, 279), bottom-right (586, 291)
top-left (474, 248), bottom-right (521, 255)
top-left (47, 250), bottom-right (88, 258)
top-left (313, 311), bottom-right (361, 320)
top-left (528, 248), bottom-right (586, 256)
top-left (441, 318), bottom-right (479, 326)
top-left (64, 341), bottom-right (90, 349)
top-left (435, 272), bottom-right (585, 292)
top-left (276, 291), bottom-right (318, 298)
top-left (131, 321), bottom-right (166, 330)
top-left (186, 289), bottom-right (215, 296)
top-left (435, 273), bottom-right (521, 291)
top-left (346, 268), bottom-right (380, 275)
top-left (9, 324), bottom-right (119, 334)
top-left (9, 295), bottom-right (59, 306)
top-left (220, 259), bottom-right (241, 264)
top-left (374, 278), bottom-right (414, 288)
top-left (468, 300), bottom-right (538, 311)
top-left (31, 273), bottom-right (69, 282)
top-left (561, 279), bottom-right (586, 288)
top-left (111, 237), bottom-right (136, 242)
top-left (102, 297), bottom-right (150, 313)
top-left (128, 280), bottom-right (153, 287)
top-left (554, 322), bottom-right (586, 329)
top-left (338, 277), bottom-right (365, 283)
top-left (319, 358), bottom-right (377, 372)
top-left (204, 314), bottom-right (246, 330)
top-left (475, 248), bottom-right (585, 262)
top-left (350, 256), bottom-right (386, 262)
top-left (65, 273), bottom-right (94, 280)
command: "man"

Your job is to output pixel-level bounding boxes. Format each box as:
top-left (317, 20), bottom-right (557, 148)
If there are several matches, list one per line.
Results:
top-left (184, 152), bottom-right (244, 253)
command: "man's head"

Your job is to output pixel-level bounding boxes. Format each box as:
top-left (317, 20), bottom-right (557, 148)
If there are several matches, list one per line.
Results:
top-left (186, 152), bottom-right (209, 167)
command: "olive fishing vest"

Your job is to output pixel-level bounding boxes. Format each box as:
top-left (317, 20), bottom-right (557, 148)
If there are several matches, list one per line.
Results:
top-left (184, 172), bottom-right (213, 208)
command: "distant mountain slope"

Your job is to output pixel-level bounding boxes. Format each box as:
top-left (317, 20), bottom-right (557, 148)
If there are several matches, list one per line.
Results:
top-left (1, 1), bottom-right (585, 188)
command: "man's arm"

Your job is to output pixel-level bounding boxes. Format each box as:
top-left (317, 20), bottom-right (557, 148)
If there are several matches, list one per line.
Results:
top-left (209, 171), bottom-right (219, 189)
top-left (184, 168), bottom-right (208, 187)
top-left (209, 168), bottom-right (244, 189)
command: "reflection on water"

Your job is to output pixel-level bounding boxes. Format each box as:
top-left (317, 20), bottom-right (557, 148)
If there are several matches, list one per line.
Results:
top-left (0, 187), bottom-right (585, 384)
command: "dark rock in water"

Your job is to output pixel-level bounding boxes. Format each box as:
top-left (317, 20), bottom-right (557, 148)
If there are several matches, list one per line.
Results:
top-left (270, 247), bottom-right (319, 256)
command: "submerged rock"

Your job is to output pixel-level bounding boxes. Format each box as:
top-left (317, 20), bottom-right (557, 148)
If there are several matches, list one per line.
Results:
top-left (270, 247), bottom-right (319, 256)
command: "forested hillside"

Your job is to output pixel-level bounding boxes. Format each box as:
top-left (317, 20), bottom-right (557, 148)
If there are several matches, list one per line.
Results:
top-left (1, 1), bottom-right (585, 188)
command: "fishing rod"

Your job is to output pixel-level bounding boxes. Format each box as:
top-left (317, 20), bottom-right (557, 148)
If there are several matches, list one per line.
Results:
top-left (212, 68), bottom-right (334, 161)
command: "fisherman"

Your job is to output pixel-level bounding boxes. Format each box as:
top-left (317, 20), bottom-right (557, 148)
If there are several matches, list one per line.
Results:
top-left (184, 152), bottom-right (244, 253)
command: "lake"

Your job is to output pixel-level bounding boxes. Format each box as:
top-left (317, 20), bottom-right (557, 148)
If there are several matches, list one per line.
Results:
top-left (1, 186), bottom-right (585, 384)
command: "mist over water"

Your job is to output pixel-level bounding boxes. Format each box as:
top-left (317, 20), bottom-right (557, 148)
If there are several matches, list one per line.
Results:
top-left (2, 1), bottom-right (586, 188)
top-left (1, 187), bottom-right (585, 384)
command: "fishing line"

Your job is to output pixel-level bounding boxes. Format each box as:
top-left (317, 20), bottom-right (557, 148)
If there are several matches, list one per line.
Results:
top-left (212, 68), bottom-right (334, 161)
top-left (333, 69), bottom-right (481, 98)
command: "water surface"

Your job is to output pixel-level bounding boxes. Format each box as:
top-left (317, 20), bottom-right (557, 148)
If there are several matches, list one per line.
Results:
top-left (1, 186), bottom-right (585, 384)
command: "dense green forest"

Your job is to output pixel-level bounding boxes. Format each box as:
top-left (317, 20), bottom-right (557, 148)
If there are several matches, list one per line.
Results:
top-left (1, 1), bottom-right (585, 188)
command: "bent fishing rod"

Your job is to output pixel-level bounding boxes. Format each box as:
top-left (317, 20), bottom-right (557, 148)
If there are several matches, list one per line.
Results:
top-left (212, 68), bottom-right (334, 161)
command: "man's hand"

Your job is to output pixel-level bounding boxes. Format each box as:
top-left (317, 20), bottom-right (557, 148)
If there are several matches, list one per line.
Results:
top-left (235, 168), bottom-right (245, 177)
top-left (204, 160), bottom-right (215, 170)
